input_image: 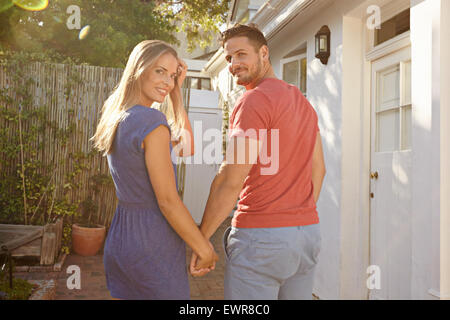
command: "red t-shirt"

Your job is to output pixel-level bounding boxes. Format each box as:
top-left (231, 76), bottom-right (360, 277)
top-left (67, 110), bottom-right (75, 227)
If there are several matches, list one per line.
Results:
top-left (229, 78), bottom-right (319, 228)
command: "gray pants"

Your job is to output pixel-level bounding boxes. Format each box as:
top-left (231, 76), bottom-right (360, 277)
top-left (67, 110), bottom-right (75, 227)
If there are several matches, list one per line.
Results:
top-left (223, 223), bottom-right (321, 300)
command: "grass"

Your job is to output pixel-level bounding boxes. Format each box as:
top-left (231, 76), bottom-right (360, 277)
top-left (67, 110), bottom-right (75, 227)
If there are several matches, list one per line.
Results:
top-left (0, 271), bottom-right (35, 300)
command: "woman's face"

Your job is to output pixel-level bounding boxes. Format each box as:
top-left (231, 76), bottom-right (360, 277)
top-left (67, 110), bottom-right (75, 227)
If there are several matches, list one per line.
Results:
top-left (139, 52), bottom-right (179, 106)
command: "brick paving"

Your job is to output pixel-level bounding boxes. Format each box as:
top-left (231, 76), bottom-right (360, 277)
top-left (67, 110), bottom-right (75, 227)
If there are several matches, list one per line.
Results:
top-left (13, 217), bottom-right (231, 300)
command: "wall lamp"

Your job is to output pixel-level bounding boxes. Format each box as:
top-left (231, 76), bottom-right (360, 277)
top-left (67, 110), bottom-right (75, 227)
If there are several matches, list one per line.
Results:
top-left (315, 25), bottom-right (331, 65)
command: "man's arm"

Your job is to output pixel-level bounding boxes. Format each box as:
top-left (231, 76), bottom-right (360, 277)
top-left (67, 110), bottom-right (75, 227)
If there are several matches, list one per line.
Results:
top-left (190, 136), bottom-right (259, 276)
top-left (199, 136), bottom-right (261, 240)
top-left (311, 133), bottom-right (326, 203)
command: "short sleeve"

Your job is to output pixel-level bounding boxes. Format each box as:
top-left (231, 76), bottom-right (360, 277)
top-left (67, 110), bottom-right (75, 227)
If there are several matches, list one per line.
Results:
top-left (134, 108), bottom-right (171, 152)
top-left (229, 91), bottom-right (271, 140)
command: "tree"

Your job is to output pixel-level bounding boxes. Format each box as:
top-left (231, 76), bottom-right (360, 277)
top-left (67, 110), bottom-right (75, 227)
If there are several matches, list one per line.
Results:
top-left (0, 0), bottom-right (230, 67)
top-left (155, 0), bottom-right (229, 52)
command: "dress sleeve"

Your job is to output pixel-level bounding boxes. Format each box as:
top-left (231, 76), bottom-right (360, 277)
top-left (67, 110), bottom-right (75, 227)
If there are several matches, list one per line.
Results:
top-left (134, 109), bottom-right (172, 152)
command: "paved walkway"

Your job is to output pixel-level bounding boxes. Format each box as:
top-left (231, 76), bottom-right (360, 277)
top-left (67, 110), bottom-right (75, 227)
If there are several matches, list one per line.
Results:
top-left (13, 218), bottom-right (230, 300)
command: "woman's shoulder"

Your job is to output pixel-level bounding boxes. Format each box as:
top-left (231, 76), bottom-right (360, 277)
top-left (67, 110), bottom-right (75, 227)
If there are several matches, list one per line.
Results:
top-left (125, 105), bottom-right (168, 124)
top-left (127, 105), bottom-right (166, 117)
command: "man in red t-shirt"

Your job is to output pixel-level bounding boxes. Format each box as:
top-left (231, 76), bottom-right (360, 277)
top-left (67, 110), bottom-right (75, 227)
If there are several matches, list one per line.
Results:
top-left (190, 24), bottom-right (326, 300)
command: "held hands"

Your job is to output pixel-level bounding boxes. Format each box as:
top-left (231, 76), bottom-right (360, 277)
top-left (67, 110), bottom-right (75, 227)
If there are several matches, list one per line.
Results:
top-left (190, 241), bottom-right (218, 277)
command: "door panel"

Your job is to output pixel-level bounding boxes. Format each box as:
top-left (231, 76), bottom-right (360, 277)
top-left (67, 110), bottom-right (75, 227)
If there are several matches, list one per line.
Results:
top-left (377, 109), bottom-right (399, 152)
top-left (369, 46), bottom-right (412, 300)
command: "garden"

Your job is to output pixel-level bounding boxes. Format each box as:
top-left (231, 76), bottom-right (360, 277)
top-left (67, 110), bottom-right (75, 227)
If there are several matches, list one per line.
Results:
top-left (0, 0), bottom-right (229, 299)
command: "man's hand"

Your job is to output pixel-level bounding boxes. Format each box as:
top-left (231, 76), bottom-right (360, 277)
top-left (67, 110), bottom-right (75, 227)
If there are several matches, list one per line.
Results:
top-left (190, 241), bottom-right (216, 277)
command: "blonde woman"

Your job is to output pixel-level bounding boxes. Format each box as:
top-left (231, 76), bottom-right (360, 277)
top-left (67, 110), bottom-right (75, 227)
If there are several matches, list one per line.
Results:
top-left (92, 40), bottom-right (218, 300)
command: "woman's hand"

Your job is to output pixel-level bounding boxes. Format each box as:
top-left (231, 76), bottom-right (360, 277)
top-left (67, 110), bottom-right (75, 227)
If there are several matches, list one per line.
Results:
top-left (190, 241), bottom-right (217, 277)
top-left (175, 58), bottom-right (188, 88)
top-left (169, 58), bottom-right (187, 101)
top-left (197, 241), bottom-right (218, 268)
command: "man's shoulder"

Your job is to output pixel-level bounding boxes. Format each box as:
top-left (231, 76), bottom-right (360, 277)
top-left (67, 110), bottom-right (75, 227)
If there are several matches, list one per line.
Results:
top-left (253, 78), bottom-right (296, 102)
top-left (238, 86), bottom-right (272, 108)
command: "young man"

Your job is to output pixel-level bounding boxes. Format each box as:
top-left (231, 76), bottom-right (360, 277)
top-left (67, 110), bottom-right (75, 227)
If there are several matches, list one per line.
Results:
top-left (190, 24), bottom-right (326, 300)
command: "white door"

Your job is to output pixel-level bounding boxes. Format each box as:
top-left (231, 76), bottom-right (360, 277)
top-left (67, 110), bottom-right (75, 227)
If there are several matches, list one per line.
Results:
top-left (369, 46), bottom-right (412, 300)
top-left (183, 110), bottom-right (223, 224)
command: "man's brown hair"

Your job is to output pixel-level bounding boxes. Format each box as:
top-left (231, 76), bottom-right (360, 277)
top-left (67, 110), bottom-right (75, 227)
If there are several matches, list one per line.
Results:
top-left (220, 23), bottom-right (268, 51)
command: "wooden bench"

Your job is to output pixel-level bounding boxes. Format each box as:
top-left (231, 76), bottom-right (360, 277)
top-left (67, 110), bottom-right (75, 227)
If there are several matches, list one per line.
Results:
top-left (0, 218), bottom-right (63, 265)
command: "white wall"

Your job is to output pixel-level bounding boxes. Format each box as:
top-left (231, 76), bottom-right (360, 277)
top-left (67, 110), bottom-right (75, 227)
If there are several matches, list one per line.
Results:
top-left (440, 0), bottom-right (450, 300)
top-left (268, 0), bottom-right (443, 299)
top-left (410, 0), bottom-right (441, 300)
top-left (189, 89), bottom-right (220, 109)
top-left (340, 15), bottom-right (370, 300)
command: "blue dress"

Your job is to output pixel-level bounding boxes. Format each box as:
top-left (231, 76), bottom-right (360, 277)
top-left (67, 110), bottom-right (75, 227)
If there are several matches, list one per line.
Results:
top-left (103, 105), bottom-right (189, 300)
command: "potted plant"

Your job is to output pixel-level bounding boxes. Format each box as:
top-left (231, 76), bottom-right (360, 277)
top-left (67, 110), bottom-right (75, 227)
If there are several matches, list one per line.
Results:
top-left (71, 197), bottom-right (105, 256)
top-left (71, 174), bottom-right (110, 256)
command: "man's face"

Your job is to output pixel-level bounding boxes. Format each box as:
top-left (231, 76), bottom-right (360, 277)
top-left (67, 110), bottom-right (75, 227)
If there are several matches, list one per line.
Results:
top-left (224, 36), bottom-right (265, 87)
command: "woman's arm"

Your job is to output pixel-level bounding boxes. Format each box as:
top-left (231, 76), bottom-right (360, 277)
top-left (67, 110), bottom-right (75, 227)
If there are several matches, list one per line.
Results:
top-left (170, 59), bottom-right (194, 157)
top-left (144, 124), bottom-right (217, 269)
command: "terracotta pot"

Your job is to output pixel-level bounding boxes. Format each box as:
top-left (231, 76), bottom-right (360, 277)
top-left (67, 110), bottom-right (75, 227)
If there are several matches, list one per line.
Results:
top-left (71, 223), bottom-right (106, 256)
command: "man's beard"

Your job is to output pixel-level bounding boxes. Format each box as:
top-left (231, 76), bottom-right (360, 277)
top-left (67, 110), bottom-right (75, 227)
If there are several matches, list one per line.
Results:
top-left (235, 59), bottom-right (263, 86)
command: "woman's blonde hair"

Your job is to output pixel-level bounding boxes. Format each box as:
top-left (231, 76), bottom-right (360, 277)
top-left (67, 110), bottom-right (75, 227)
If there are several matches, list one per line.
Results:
top-left (91, 40), bottom-right (185, 155)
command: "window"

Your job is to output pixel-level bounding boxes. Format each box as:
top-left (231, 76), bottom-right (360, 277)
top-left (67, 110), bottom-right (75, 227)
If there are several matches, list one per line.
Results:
top-left (375, 9), bottom-right (410, 46)
top-left (375, 60), bottom-right (411, 152)
top-left (281, 54), bottom-right (307, 97)
top-left (189, 77), bottom-right (212, 91)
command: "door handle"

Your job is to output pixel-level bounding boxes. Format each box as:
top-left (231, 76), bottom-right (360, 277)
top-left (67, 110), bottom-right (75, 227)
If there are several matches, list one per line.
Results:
top-left (370, 171), bottom-right (379, 180)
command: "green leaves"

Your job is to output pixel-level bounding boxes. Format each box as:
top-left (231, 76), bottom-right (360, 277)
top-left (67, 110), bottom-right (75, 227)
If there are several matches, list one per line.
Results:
top-left (0, 0), bottom-right (230, 67)
top-left (155, 0), bottom-right (229, 52)
top-left (0, 0), bottom-right (14, 13)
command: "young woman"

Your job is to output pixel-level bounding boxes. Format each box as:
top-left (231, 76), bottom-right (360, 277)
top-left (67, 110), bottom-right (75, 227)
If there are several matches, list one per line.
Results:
top-left (92, 40), bottom-right (218, 300)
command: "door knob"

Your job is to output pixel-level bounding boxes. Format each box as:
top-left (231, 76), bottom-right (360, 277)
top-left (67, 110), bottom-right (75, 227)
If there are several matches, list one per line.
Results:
top-left (370, 171), bottom-right (379, 179)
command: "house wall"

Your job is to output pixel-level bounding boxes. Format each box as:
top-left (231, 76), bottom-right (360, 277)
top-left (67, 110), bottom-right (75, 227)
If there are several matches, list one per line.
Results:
top-left (267, 0), bottom-right (443, 299)
top-left (441, 0), bottom-right (450, 300)
top-left (340, 14), bottom-right (370, 300)
top-left (410, 0), bottom-right (441, 299)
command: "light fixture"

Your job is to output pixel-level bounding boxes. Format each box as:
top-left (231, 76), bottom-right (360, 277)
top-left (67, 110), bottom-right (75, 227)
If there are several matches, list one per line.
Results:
top-left (315, 25), bottom-right (330, 65)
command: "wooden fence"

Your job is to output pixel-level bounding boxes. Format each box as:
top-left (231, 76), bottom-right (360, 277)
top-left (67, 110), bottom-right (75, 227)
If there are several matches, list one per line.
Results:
top-left (0, 61), bottom-right (189, 229)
